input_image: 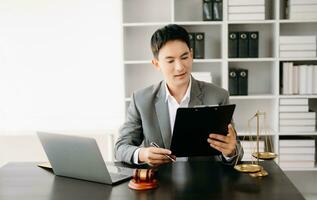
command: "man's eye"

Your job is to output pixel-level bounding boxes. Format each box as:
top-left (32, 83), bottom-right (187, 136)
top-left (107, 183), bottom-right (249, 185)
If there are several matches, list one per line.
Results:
top-left (181, 57), bottom-right (188, 60)
top-left (167, 60), bottom-right (174, 63)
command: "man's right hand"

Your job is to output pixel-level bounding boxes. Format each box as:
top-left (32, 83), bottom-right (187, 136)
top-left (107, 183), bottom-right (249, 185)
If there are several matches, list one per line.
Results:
top-left (138, 147), bottom-right (175, 167)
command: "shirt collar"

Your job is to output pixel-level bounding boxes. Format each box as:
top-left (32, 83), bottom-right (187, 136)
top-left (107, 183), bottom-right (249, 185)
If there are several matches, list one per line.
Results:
top-left (165, 77), bottom-right (192, 103)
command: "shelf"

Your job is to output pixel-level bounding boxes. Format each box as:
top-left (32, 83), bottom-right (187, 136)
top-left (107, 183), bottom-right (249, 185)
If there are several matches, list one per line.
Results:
top-left (123, 22), bottom-right (170, 27)
top-left (228, 20), bottom-right (276, 24)
top-left (279, 19), bottom-right (317, 24)
top-left (230, 95), bottom-right (277, 100)
top-left (278, 132), bottom-right (317, 136)
top-left (193, 59), bottom-right (222, 63)
top-left (281, 167), bottom-right (317, 171)
top-left (124, 60), bottom-right (151, 64)
top-left (279, 57), bottom-right (317, 61)
top-left (236, 130), bottom-right (277, 136)
top-left (228, 58), bottom-right (276, 62)
top-left (175, 21), bottom-right (223, 26)
top-left (279, 95), bottom-right (317, 99)
top-left (124, 59), bottom-right (222, 64)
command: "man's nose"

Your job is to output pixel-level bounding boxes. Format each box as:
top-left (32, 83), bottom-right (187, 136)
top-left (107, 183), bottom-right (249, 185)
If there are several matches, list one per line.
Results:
top-left (175, 60), bottom-right (184, 71)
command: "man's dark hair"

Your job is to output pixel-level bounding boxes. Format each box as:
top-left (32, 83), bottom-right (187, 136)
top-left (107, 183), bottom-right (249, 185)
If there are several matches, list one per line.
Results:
top-left (150, 24), bottom-right (190, 59)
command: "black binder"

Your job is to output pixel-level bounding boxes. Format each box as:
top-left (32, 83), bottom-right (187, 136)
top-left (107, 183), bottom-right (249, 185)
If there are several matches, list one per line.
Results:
top-left (212, 0), bottom-right (223, 21)
top-left (238, 32), bottom-right (249, 58)
top-left (229, 68), bottom-right (238, 95)
top-left (188, 32), bottom-right (195, 56)
top-left (203, 0), bottom-right (213, 21)
top-left (194, 33), bottom-right (205, 59)
top-left (238, 69), bottom-right (248, 95)
top-left (249, 32), bottom-right (259, 58)
top-left (228, 32), bottom-right (238, 58)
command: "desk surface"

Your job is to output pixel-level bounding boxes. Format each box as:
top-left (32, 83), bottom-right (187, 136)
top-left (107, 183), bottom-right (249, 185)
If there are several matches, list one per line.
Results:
top-left (0, 161), bottom-right (304, 200)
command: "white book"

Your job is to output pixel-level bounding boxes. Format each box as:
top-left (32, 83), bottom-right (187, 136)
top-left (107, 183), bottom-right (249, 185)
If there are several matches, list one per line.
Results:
top-left (290, 0), bottom-right (317, 5)
top-left (290, 12), bottom-right (317, 20)
top-left (280, 44), bottom-right (317, 51)
top-left (280, 51), bottom-right (317, 58)
top-left (290, 5), bottom-right (317, 12)
top-left (293, 65), bottom-right (300, 94)
top-left (279, 112), bottom-right (316, 119)
top-left (314, 65), bottom-right (317, 94)
top-left (228, 13), bottom-right (265, 21)
top-left (279, 161), bottom-right (315, 168)
top-left (191, 72), bottom-right (212, 83)
top-left (307, 65), bottom-right (313, 94)
top-left (282, 62), bottom-right (290, 94)
top-left (280, 98), bottom-right (308, 105)
top-left (228, 0), bottom-right (265, 6)
top-left (280, 36), bottom-right (316, 44)
top-left (280, 126), bottom-right (315, 132)
top-left (279, 105), bottom-right (309, 112)
top-left (299, 65), bottom-right (308, 94)
top-left (279, 154), bottom-right (315, 161)
top-left (280, 147), bottom-right (315, 154)
top-left (228, 5), bottom-right (265, 13)
top-left (280, 119), bottom-right (315, 126)
top-left (288, 62), bottom-right (294, 95)
top-left (280, 139), bottom-right (315, 147)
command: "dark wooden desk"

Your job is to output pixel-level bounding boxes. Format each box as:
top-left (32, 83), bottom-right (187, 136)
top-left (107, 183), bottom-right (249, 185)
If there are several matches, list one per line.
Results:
top-left (0, 161), bottom-right (304, 200)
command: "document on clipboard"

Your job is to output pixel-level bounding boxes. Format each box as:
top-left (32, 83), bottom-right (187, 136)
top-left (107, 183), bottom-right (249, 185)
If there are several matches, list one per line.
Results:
top-left (170, 104), bottom-right (236, 157)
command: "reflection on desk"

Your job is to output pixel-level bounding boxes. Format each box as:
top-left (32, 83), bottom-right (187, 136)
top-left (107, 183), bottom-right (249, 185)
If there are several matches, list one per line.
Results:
top-left (0, 161), bottom-right (305, 200)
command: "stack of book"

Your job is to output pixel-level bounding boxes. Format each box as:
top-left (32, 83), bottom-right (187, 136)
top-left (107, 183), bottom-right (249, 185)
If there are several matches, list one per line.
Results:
top-left (279, 139), bottom-right (316, 168)
top-left (229, 68), bottom-right (248, 95)
top-left (287, 0), bottom-right (317, 20)
top-left (281, 62), bottom-right (317, 95)
top-left (229, 32), bottom-right (259, 58)
top-left (191, 72), bottom-right (212, 83)
top-left (279, 98), bottom-right (316, 133)
top-left (188, 32), bottom-right (205, 59)
top-left (241, 140), bottom-right (265, 161)
top-left (279, 35), bottom-right (317, 58)
top-left (202, 0), bottom-right (223, 21)
top-left (228, 0), bottom-right (266, 21)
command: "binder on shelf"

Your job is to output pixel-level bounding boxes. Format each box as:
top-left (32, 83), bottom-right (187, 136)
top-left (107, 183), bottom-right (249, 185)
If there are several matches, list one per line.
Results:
top-left (228, 32), bottom-right (238, 58)
top-left (203, 0), bottom-right (213, 21)
top-left (280, 98), bottom-right (308, 105)
top-left (237, 69), bottom-right (248, 95)
top-left (228, 13), bottom-right (265, 21)
top-left (188, 32), bottom-right (195, 55)
top-left (238, 32), bottom-right (248, 58)
top-left (248, 32), bottom-right (259, 58)
top-left (194, 33), bottom-right (205, 59)
top-left (229, 69), bottom-right (238, 95)
top-left (212, 0), bottom-right (223, 21)
top-left (279, 112), bottom-right (316, 119)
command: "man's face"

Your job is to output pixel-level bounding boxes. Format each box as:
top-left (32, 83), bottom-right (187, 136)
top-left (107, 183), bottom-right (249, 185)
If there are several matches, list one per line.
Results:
top-left (153, 40), bottom-right (193, 90)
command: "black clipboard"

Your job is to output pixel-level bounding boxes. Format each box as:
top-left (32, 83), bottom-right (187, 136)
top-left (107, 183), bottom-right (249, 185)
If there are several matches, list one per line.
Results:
top-left (170, 104), bottom-right (236, 157)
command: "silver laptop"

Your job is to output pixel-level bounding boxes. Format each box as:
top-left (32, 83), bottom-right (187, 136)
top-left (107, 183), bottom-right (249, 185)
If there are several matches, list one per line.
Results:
top-left (37, 132), bottom-right (132, 185)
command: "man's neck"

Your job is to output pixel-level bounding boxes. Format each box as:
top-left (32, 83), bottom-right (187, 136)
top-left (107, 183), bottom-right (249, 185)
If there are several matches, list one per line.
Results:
top-left (167, 80), bottom-right (190, 104)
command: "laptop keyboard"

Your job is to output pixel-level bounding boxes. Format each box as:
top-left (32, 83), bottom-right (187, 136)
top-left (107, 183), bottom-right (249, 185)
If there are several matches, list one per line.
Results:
top-left (109, 172), bottom-right (130, 181)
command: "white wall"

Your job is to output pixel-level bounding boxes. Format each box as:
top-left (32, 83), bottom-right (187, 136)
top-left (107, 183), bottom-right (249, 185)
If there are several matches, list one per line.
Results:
top-left (0, 0), bottom-right (123, 166)
top-left (0, 0), bottom-right (124, 132)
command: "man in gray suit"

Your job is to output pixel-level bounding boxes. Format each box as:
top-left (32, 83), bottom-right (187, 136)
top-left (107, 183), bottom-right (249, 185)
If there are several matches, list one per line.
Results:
top-left (115, 24), bottom-right (243, 166)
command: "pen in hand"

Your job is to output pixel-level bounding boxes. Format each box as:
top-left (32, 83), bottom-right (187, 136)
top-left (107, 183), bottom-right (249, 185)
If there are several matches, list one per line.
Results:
top-left (150, 142), bottom-right (176, 162)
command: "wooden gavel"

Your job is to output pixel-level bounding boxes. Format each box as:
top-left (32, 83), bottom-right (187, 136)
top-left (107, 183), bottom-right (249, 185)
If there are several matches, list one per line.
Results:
top-left (129, 169), bottom-right (158, 190)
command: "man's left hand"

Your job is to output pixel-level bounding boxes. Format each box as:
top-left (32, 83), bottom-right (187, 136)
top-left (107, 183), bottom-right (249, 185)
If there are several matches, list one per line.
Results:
top-left (207, 124), bottom-right (237, 157)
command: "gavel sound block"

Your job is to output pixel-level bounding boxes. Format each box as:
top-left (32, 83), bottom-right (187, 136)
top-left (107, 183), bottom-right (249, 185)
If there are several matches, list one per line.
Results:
top-left (128, 169), bottom-right (158, 190)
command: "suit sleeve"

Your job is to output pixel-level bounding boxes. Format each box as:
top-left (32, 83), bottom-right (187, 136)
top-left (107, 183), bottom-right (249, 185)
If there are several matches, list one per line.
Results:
top-left (114, 93), bottom-right (144, 164)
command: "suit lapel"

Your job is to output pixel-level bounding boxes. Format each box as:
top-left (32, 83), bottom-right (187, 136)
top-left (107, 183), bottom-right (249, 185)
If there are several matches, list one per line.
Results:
top-left (189, 77), bottom-right (204, 107)
top-left (155, 82), bottom-right (172, 149)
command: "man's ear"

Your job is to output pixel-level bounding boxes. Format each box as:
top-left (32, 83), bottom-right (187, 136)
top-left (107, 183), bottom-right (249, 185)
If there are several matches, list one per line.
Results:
top-left (152, 58), bottom-right (160, 71)
top-left (190, 48), bottom-right (194, 59)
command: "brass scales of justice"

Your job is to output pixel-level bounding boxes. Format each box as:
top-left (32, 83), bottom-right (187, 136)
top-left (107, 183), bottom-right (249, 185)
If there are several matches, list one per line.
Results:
top-left (234, 111), bottom-right (277, 177)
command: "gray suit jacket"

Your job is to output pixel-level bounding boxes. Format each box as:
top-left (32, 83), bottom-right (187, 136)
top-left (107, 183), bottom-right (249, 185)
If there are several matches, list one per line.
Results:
top-left (115, 77), bottom-right (243, 165)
